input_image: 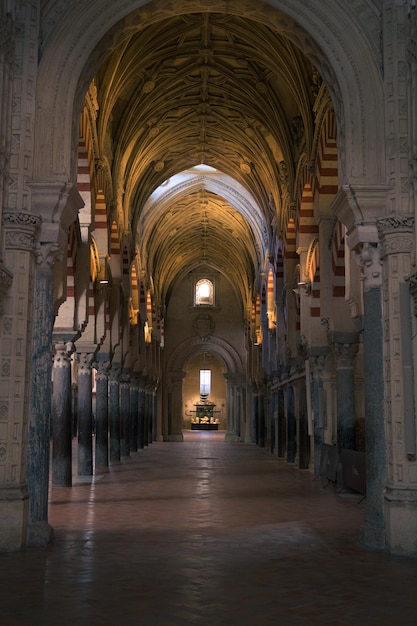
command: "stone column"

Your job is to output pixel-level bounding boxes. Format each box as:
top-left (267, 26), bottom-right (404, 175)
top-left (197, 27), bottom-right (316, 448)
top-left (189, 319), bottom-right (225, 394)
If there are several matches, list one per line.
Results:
top-left (94, 357), bottom-right (110, 470)
top-left (27, 241), bottom-right (60, 546)
top-left (354, 242), bottom-right (386, 550)
top-left (130, 376), bottom-right (139, 453)
top-left (108, 364), bottom-right (121, 463)
top-left (152, 389), bottom-right (157, 442)
top-left (378, 215), bottom-right (417, 554)
top-left (120, 370), bottom-right (131, 457)
top-left (52, 340), bottom-right (74, 487)
top-left (286, 386), bottom-right (296, 463)
top-left (143, 389), bottom-right (149, 447)
top-left (329, 333), bottom-right (359, 450)
top-left (77, 350), bottom-right (95, 476)
top-left (166, 371), bottom-right (185, 442)
top-left (224, 374), bottom-right (239, 442)
top-left (310, 349), bottom-right (330, 474)
top-left (138, 387), bottom-right (145, 449)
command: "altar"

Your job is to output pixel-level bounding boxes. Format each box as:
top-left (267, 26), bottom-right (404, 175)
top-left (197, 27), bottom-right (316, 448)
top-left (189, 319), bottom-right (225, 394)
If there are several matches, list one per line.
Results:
top-left (189, 401), bottom-right (220, 430)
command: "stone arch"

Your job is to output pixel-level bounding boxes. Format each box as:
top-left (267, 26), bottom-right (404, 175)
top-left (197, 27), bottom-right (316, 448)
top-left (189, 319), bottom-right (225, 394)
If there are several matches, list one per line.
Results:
top-left (34, 0), bottom-right (385, 208)
top-left (166, 335), bottom-right (243, 377)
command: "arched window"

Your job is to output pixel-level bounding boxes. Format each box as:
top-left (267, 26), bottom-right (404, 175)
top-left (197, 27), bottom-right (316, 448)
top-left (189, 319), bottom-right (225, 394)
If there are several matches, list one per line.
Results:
top-left (195, 278), bottom-right (214, 306)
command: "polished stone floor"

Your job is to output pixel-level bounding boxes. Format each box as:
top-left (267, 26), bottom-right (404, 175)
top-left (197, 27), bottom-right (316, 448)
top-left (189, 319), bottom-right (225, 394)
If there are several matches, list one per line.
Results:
top-left (1, 431), bottom-right (417, 625)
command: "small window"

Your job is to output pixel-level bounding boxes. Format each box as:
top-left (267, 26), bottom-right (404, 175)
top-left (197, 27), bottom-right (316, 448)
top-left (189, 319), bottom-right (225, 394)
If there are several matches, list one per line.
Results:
top-left (195, 278), bottom-right (214, 306)
top-left (200, 369), bottom-right (211, 399)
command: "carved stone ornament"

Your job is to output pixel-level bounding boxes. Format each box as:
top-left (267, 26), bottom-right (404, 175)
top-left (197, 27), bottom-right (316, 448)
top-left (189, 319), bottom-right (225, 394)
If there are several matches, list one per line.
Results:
top-left (193, 313), bottom-right (215, 340)
top-left (3, 211), bottom-right (41, 251)
top-left (356, 242), bottom-right (382, 290)
top-left (53, 342), bottom-right (72, 368)
top-left (94, 360), bottom-right (110, 381)
top-left (77, 352), bottom-right (94, 376)
top-left (332, 342), bottom-right (358, 368)
top-left (377, 215), bottom-right (415, 257)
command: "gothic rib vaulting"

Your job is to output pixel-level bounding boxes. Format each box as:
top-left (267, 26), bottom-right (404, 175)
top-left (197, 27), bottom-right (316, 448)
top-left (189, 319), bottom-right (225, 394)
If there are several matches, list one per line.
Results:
top-left (1, 0), bottom-right (417, 557)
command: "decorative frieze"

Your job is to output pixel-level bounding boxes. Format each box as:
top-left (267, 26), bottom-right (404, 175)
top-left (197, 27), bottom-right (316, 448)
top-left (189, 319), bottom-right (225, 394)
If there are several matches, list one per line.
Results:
top-left (3, 211), bottom-right (41, 251)
top-left (377, 215), bottom-right (415, 258)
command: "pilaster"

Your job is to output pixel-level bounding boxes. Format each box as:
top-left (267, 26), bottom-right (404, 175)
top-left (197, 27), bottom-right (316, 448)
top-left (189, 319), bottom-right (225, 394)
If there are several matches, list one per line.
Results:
top-left (378, 215), bottom-right (417, 554)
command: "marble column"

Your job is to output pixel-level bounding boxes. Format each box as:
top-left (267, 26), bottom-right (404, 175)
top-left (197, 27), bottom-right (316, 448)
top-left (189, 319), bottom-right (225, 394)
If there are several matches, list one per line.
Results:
top-left (27, 243), bottom-right (58, 545)
top-left (277, 389), bottom-right (286, 458)
top-left (286, 386), bottom-right (296, 463)
top-left (109, 364), bottom-right (121, 463)
top-left (77, 351), bottom-right (95, 476)
top-left (166, 371), bottom-right (185, 441)
top-left (138, 388), bottom-right (145, 449)
top-left (130, 377), bottom-right (139, 453)
top-left (152, 390), bottom-right (157, 442)
top-left (329, 333), bottom-right (359, 451)
top-left (310, 350), bottom-right (329, 475)
top-left (120, 370), bottom-right (131, 457)
top-left (356, 243), bottom-right (386, 550)
top-left (225, 374), bottom-right (240, 442)
top-left (52, 340), bottom-right (74, 487)
top-left (143, 389), bottom-right (149, 447)
top-left (94, 357), bottom-right (110, 470)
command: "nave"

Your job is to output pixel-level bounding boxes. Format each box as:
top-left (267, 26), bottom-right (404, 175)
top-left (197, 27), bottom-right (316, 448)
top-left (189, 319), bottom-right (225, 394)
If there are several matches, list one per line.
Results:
top-left (1, 431), bottom-right (417, 626)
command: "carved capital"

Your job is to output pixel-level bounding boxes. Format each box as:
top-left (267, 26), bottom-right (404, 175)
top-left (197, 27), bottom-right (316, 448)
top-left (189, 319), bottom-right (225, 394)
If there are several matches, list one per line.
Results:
top-left (34, 242), bottom-right (64, 269)
top-left (3, 211), bottom-right (41, 251)
top-left (94, 359), bottom-right (110, 381)
top-left (77, 352), bottom-right (94, 376)
top-left (356, 242), bottom-right (382, 290)
top-left (53, 342), bottom-right (73, 368)
top-left (377, 215), bottom-right (415, 257)
top-left (332, 342), bottom-right (359, 369)
top-left (109, 364), bottom-right (121, 385)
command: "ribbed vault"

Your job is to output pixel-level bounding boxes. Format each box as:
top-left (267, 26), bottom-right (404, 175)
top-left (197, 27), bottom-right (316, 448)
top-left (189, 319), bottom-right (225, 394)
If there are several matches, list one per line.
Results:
top-left (93, 10), bottom-right (316, 308)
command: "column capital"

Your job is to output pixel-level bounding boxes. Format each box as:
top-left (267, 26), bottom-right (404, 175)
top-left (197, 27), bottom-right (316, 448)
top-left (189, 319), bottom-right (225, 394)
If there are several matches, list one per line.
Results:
top-left (109, 363), bottom-right (121, 384)
top-left (330, 339), bottom-right (359, 369)
top-left (53, 342), bottom-right (73, 368)
top-left (76, 351), bottom-right (95, 376)
top-left (95, 359), bottom-right (110, 380)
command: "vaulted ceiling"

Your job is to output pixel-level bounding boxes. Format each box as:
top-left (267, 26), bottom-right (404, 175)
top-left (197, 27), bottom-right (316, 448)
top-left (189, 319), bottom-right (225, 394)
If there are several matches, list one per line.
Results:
top-left (94, 11), bottom-right (319, 306)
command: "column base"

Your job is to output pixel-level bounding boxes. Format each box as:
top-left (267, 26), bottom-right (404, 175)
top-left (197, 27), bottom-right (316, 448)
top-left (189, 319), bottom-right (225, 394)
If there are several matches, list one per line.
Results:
top-left (165, 433), bottom-right (184, 442)
top-left (384, 485), bottom-right (417, 556)
top-left (225, 432), bottom-right (240, 443)
top-left (0, 485), bottom-right (29, 551)
top-left (27, 521), bottom-right (54, 547)
top-left (359, 521), bottom-right (385, 552)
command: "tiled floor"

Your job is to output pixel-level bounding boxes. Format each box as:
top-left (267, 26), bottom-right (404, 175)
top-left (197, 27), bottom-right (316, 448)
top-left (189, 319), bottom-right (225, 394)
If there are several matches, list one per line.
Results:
top-left (1, 431), bottom-right (417, 625)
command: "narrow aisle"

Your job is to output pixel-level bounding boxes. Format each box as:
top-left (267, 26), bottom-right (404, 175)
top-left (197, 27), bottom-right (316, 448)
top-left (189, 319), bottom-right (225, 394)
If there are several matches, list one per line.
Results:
top-left (1, 432), bottom-right (417, 626)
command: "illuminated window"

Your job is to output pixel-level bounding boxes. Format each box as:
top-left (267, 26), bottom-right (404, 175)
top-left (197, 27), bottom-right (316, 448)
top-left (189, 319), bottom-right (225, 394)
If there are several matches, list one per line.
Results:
top-left (200, 369), bottom-right (211, 399)
top-left (195, 278), bottom-right (214, 305)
